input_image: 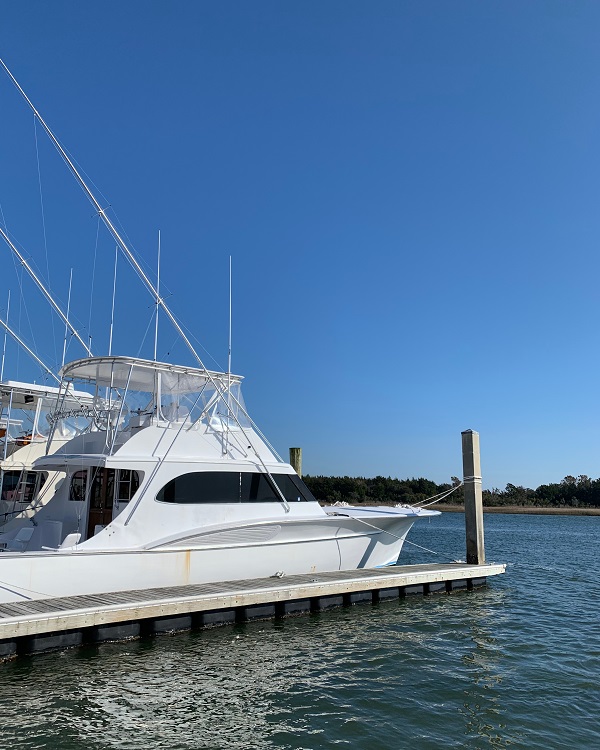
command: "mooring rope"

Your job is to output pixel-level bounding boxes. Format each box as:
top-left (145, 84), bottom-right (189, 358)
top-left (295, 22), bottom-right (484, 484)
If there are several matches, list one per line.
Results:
top-left (406, 481), bottom-right (464, 509)
top-left (0, 576), bottom-right (51, 600)
top-left (327, 511), bottom-right (465, 564)
top-left (403, 537), bottom-right (465, 563)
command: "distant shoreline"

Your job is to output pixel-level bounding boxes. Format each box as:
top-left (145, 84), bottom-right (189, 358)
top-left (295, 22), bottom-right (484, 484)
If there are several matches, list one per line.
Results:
top-left (434, 504), bottom-right (600, 516)
top-left (321, 502), bottom-right (600, 516)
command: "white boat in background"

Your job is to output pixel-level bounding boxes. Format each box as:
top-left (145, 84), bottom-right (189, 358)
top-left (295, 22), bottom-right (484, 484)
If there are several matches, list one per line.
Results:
top-left (0, 182), bottom-right (96, 531)
top-left (0, 380), bottom-right (93, 527)
top-left (0, 356), bottom-right (439, 603)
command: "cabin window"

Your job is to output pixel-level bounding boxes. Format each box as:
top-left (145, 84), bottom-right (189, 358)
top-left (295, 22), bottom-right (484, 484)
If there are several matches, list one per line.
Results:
top-left (117, 469), bottom-right (140, 502)
top-left (0, 470), bottom-right (46, 505)
top-left (18, 471), bottom-right (47, 505)
top-left (0, 470), bottom-right (21, 503)
top-left (277, 474), bottom-right (317, 502)
top-left (69, 468), bottom-right (140, 505)
top-left (156, 472), bottom-right (316, 504)
top-left (70, 470), bottom-right (88, 502)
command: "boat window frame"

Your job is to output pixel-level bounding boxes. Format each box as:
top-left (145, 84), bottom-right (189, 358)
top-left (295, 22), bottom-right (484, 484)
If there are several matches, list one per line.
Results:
top-left (69, 469), bottom-right (88, 502)
top-left (155, 471), bottom-right (316, 505)
top-left (116, 469), bottom-right (141, 503)
top-left (16, 470), bottom-right (47, 505)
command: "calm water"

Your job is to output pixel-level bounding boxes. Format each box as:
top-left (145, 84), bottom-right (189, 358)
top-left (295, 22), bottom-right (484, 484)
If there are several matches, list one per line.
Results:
top-left (1, 513), bottom-right (599, 749)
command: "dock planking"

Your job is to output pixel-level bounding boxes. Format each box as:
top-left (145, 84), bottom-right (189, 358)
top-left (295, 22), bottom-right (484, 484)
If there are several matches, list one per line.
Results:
top-left (0, 562), bottom-right (505, 658)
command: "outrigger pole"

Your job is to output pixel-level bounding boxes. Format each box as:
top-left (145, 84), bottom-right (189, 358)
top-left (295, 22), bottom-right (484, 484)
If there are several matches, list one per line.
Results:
top-left (0, 290), bottom-right (9, 381)
top-left (0, 227), bottom-right (93, 358)
top-left (0, 315), bottom-right (60, 385)
top-left (0, 58), bottom-right (291, 510)
top-left (0, 58), bottom-right (205, 373)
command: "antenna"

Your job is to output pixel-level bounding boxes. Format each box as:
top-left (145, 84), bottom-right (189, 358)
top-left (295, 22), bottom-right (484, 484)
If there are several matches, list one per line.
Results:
top-left (224, 256), bottom-right (232, 455)
top-left (61, 269), bottom-right (73, 368)
top-left (0, 289), bottom-right (10, 381)
top-left (108, 245), bottom-right (118, 356)
top-left (154, 230), bottom-right (161, 361)
top-left (228, 255), bottom-right (232, 379)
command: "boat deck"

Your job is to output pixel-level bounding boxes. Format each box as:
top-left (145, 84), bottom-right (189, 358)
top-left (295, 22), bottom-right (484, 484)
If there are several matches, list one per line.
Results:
top-left (0, 561), bottom-right (505, 658)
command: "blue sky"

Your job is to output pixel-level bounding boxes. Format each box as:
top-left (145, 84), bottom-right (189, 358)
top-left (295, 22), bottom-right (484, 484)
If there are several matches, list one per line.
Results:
top-left (1, 1), bottom-right (600, 489)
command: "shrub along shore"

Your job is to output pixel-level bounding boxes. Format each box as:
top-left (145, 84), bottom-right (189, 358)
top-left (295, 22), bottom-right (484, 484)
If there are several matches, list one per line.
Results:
top-left (304, 474), bottom-right (600, 515)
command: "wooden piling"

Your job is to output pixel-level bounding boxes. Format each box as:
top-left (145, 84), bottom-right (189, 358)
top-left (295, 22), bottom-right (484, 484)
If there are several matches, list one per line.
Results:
top-left (461, 429), bottom-right (485, 565)
top-left (289, 447), bottom-right (302, 476)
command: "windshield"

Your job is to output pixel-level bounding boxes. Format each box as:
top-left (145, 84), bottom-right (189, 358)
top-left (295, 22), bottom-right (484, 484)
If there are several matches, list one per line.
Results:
top-left (59, 360), bottom-right (252, 439)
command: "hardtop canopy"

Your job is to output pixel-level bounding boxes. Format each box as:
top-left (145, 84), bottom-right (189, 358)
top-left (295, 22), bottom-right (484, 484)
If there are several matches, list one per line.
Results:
top-left (60, 356), bottom-right (243, 394)
top-left (0, 380), bottom-right (93, 410)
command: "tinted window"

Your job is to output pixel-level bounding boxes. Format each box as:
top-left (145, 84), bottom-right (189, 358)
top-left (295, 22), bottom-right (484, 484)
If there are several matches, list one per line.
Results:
top-left (0, 470), bottom-right (21, 503)
top-left (1, 470), bottom-right (21, 492)
top-left (70, 470), bottom-right (87, 502)
top-left (20, 471), bottom-right (46, 505)
top-left (241, 472), bottom-right (278, 502)
top-left (273, 474), bottom-right (317, 503)
top-left (156, 472), bottom-right (314, 504)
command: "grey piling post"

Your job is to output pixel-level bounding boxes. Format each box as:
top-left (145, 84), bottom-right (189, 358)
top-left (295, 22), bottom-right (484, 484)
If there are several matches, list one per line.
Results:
top-left (461, 429), bottom-right (485, 565)
top-left (289, 447), bottom-right (302, 477)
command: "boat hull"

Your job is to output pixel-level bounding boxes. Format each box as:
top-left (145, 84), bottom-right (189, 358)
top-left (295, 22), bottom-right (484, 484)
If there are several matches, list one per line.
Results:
top-left (0, 515), bottom-right (416, 603)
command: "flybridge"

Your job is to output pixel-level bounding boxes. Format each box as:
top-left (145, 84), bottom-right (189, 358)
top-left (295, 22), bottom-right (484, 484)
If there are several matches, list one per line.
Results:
top-left (47, 355), bottom-right (253, 448)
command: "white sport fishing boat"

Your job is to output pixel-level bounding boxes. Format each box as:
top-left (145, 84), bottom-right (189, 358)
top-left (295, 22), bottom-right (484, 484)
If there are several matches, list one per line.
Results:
top-left (0, 355), bottom-right (439, 603)
top-left (0, 380), bottom-right (93, 527)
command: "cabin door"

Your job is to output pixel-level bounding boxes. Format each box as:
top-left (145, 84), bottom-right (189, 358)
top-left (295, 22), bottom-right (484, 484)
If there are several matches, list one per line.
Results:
top-left (87, 468), bottom-right (115, 539)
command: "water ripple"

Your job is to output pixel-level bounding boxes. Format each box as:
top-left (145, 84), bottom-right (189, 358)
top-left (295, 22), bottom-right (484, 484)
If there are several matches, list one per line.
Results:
top-left (1, 513), bottom-right (599, 748)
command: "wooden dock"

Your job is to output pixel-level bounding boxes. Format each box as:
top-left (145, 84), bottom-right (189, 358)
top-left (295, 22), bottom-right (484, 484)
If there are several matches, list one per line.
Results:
top-left (0, 561), bottom-right (505, 659)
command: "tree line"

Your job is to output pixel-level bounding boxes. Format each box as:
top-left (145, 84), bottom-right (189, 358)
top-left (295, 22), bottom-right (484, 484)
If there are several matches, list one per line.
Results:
top-left (302, 474), bottom-right (600, 509)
